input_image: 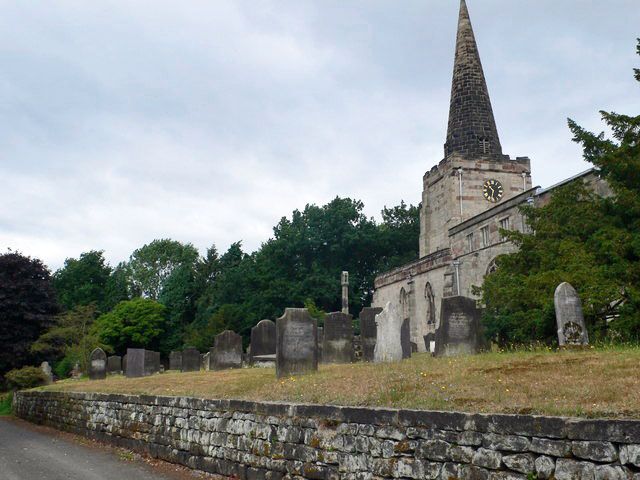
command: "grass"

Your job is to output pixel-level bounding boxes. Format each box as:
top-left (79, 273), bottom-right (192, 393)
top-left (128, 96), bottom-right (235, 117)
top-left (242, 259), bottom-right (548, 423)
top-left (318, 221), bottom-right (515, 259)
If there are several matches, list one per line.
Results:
top-left (37, 346), bottom-right (640, 419)
top-left (0, 392), bottom-right (12, 416)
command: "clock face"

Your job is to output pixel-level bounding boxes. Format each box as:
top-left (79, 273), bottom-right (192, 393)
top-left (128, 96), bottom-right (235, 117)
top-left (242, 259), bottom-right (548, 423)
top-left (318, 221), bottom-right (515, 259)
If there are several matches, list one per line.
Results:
top-left (483, 179), bottom-right (504, 203)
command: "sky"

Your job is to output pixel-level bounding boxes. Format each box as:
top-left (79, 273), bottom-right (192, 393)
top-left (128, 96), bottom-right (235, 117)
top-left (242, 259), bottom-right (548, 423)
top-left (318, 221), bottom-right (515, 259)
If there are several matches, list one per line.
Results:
top-left (1, 0), bottom-right (639, 270)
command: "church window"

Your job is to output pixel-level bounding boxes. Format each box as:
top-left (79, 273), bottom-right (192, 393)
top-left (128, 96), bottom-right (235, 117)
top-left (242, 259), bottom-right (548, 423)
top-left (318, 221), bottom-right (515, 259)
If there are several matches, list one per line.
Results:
top-left (486, 259), bottom-right (498, 276)
top-left (481, 226), bottom-right (489, 247)
top-left (499, 217), bottom-right (510, 240)
top-left (466, 233), bottom-right (474, 252)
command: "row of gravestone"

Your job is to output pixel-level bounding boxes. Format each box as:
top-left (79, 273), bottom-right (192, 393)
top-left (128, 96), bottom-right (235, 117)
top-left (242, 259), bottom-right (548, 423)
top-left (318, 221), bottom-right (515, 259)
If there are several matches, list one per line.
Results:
top-left (88, 281), bottom-right (587, 380)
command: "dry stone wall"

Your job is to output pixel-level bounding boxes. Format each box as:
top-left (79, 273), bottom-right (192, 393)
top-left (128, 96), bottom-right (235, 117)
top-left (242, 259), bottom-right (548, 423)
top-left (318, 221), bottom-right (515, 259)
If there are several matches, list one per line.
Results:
top-left (14, 391), bottom-right (640, 480)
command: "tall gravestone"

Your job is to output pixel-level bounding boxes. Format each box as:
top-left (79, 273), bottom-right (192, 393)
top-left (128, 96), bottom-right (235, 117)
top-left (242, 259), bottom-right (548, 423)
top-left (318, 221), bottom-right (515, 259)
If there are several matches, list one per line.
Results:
top-left (322, 312), bottom-right (354, 364)
top-left (169, 351), bottom-right (182, 371)
top-left (276, 308), bottom-right (318, 378)
top-left (434, 296), bottom-right (485, 357)
top-left (250, 320), bottom-right (276, 364)
top-left (360, 307), bottom-right (382, 362)
top-left (211, 330), bottom-right (243, 370)
top-left (401, 318), bottom-right (412, 359)
top-left (181, 348), bottom-right (200, 372)
top-left (107, 355), bottom-right (122, 374)
top-left (554, 282), bottom-right (589, 346)
top-left (144, 350), bottom-right (161, 376)
top-left (89, 348), bottom-right (107, 380)
top-left (373, 302), bottom-right (404, 363)
top-left (126, 348), bottom-right (145, 378)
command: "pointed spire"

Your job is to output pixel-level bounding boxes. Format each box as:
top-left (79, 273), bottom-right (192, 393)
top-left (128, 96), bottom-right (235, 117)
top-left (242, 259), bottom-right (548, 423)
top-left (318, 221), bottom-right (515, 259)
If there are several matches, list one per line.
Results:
top-left (444, 0), bottom-right (502, 159)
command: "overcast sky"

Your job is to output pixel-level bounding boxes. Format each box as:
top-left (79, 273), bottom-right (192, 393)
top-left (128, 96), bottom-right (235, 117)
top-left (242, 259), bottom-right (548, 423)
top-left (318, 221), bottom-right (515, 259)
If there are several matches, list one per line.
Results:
top-left (1, 0), bottom-right (638, 270)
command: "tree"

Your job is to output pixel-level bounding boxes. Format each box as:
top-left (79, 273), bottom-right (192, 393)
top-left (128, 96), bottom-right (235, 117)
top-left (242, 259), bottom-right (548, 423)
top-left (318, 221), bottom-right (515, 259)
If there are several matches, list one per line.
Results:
top-left (103, 262), bottom-right (132, 311)
top-left (53, 250), bottom-right (111, 312)
top-left (92, 298), bottom-right (168, 354)
top-left (30, 304), bottom-right (101, 377)
top-left (480, 40), bottom-right (640, 344)
top-left (0, 252), bottom-right (59, 382)
top-left (128, 239), bottom-right (199, 300)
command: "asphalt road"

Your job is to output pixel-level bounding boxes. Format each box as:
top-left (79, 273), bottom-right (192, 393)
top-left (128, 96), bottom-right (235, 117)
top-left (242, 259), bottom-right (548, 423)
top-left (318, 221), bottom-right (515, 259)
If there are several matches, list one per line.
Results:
top-left (0, 417), bottom-right (206, 480)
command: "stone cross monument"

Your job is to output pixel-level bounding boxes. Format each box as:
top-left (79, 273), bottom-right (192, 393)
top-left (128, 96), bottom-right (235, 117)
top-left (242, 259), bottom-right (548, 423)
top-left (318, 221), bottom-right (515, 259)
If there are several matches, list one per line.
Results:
top-left (341, 271), bottom-right (349, 314)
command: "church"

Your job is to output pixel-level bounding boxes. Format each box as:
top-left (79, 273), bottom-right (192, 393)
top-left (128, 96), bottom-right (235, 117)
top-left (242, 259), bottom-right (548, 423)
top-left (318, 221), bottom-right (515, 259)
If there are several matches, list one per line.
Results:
top-left (371, 0), bottom-right (609, 352)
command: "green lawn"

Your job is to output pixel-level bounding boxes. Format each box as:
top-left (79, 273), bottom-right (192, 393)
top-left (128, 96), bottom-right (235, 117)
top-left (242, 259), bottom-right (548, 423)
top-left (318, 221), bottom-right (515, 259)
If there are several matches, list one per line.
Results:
top-left (38, 346), bottom-right (640, 419)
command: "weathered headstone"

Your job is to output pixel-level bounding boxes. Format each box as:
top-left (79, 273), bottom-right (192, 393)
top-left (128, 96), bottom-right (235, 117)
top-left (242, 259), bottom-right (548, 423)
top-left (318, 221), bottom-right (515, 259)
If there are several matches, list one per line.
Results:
top-left (322, 312), bottom-right (354, 364)
top-left (434, 296), bottom-right (485, 357)
top-left (211, 330), bottom-right (243, 370)
top-left (402, 318), bottom-right (412, 359)
top-left (276, 308), bottom-right (318, 378)
top-left (169, 351), bottom-right (183, 371)
top-left (423, 333), bottom-right (436, 353)
top-left (250, 319), bottom-right (276, 365)
top-left (144, 350), bottom-right (161, 376)
top-left (40, 361), bottom-right (53, 384)
top-left (89, 348), bottom-right (107, 380)
top-left (181, 348), bottom-right (200, 372)
top-left (554, 282), bottom-right (589, 346)
top-left (126, 348), bottom-right (145, 378)
top-left (107, 355), bottom-right (122, 374)
top-left (373, 302), bottom-right (404, 363)
top-left (71, 361), bottom-right (82, 379)
top-left (360, 307), bottom-right (382, 362)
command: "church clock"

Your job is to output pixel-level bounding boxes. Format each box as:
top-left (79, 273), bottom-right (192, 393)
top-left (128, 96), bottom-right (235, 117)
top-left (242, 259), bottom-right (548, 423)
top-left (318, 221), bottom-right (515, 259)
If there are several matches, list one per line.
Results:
top-left (482, 179), bottom-right (504, 203)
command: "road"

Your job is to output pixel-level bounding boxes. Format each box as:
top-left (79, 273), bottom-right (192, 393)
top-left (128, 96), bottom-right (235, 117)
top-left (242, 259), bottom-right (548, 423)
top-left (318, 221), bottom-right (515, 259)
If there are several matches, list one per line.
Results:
top-left (0, 416), bottom-right (212, 480)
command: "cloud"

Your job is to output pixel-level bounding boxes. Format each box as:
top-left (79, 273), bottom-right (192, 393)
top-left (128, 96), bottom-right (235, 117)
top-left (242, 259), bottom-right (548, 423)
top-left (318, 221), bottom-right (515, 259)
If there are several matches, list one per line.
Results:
top-left (0, 0), bottom-right (638, 270)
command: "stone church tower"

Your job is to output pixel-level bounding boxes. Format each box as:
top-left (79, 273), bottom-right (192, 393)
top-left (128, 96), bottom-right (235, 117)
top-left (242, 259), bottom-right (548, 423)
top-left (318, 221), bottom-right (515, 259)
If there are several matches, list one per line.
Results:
top-left (373, 0), bottom-right (535, 351)
top-left (420, 0), bottom-right (532, 257)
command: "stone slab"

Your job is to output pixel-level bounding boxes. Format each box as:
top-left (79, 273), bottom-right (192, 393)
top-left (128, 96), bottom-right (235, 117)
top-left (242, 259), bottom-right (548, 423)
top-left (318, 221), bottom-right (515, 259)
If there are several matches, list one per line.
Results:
top-left (360, 307), bottom-right (382, 362)
top-left (250, 319), bottom-right (276, 364)
top-left (181, 348), bottom-right (201, 372)
top-left (322, 312), bottom-right (354, 364)
top-left (276, 308), bottom-right (318, 378)
top-left (211, 330), bottom-right (242, 370)
top-left (434, 296), bottom-right (485, 357)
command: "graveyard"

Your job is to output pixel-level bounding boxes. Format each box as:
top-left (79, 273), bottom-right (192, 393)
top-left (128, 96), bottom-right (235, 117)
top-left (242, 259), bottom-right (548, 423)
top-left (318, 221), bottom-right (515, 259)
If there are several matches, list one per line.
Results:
top-left (38, 345), bottom-right (640, 419)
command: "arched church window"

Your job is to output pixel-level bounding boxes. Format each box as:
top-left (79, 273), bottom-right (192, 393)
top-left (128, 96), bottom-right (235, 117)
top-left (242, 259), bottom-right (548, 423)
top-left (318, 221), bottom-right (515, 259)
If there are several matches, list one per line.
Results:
top-left (424, 282), bottom-right (436, 325)
top-left (486, 259), bottom-right (498, 276)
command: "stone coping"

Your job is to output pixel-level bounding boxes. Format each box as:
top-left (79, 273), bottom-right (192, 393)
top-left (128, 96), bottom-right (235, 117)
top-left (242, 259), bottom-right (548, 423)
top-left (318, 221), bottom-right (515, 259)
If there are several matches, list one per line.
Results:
top-left (18, 390), bottom-right (640, 443)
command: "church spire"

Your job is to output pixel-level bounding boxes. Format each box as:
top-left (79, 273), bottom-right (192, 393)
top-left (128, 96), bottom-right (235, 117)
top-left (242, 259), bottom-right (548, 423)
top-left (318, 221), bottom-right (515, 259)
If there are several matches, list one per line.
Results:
top-left (444, 0), bottom-right (502, 158)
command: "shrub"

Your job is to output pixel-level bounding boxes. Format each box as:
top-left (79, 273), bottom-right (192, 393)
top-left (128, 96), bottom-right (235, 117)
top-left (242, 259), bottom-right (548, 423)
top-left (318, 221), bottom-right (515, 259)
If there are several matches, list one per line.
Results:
top-left (0, 393), bottom-right (12, 415)
top-left (5, 366), bottom-right (48, 390)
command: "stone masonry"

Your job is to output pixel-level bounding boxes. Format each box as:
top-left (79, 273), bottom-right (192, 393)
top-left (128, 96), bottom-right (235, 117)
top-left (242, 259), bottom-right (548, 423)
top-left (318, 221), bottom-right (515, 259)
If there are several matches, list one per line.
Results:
top-left (14, 390), bottom-right (640, 480)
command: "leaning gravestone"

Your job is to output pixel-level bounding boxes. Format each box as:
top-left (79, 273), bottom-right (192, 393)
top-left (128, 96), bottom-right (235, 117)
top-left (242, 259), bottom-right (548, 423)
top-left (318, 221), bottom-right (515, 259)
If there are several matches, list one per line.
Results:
top-left (107, 355), bottom-right (122, 374)
top-left (360, 307), bottom-right (382, 362)
top-left (40, 361), bottom-right (53, 384)
top-left (554, 282), bottom-right (589, 346)
top-left (181, 348), bottom-right (200, 372)
top-left (169, 351), bottom-right (182, 371)
top-left (250, 319), bottom-right (276, 364)
top-left (434, 296), bottom-right (484, 357)
top-left (374, 302), bottom-right (404, 363)
top-left (89, 348), bottom-right (107, 380)
top-left (322, 312), bottom-right (354, 364)
top-left (211, 330), bottom-right (243, 370)
top-left (276, 308), bottom-right (318, 378)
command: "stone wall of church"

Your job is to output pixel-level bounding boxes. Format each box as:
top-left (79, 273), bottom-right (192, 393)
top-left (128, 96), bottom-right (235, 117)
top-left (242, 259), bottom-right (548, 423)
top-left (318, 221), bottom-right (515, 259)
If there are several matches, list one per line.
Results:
top-left (420, 155), bottom-right (531, 258)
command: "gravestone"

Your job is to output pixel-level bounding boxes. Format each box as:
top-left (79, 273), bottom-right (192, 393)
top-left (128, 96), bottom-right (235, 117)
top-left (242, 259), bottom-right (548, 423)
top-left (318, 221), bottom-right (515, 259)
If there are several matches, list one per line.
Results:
top-left (169, 351), bottom-right (182, 371)
top-left (126, 348), bottom-right (145, 378)
top-left (322, 312), bottom-right (354, 364)
top-left (402, 318), bottom-right (412, 359)
top-left (373, 302), bottom-right (404, 363)
top-left (144, 350), bottom-right (161, 376)
top-left (423, 333), bottom-right (436, 353)
top-left (360, 307), bottom-right (382, 362)
top-left (250, 319), bottom-right (276, 364)
top-left (89, 348), bottom-right (107, 380)
top-left (276, 308), bottom-right (318, 378)
top-left (181, 348), bottom-right (200, 372)
top-left (554, 282), bottom-right (589, 346)
top-left (40, 361), bottom-right (53, 384)
top-left (107, 355), bottom-right (122, 374)
top-left (434, 296), bottom-right (484, 357)
top-left (71, 361), bottom-right (81, 379)
top-left (211, 330), bottom-right (243, 370)
top-left (202, 352), bottom-right (210, 371)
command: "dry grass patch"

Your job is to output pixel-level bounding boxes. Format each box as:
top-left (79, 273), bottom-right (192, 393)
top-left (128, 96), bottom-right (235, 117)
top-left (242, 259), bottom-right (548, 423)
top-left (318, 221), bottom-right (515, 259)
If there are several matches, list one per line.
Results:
top-left (39, 346), bottom-right (640, 418)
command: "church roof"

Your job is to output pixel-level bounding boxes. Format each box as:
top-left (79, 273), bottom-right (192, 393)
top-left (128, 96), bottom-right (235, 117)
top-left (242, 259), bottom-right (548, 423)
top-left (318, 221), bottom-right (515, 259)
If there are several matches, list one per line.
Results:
top-left (444, 0), bottom-right (503, 159)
